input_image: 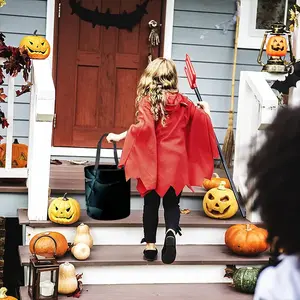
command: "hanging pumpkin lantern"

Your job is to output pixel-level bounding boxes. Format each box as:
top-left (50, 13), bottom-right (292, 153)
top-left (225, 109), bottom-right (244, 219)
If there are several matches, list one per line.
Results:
top-left (19, 30), bottom-right (50, 59)
top-left (257, 22), bottom-right (295, 73)
top-left (48, 193), bottom-right (81, 225)
top-left (0, 139), bottom-right (28, 168)
top-left (202, 173), bottom-right (230, 190)
top-left (203, 181), bottom-right (238, 219)
top-left (225, 265), bottom-right (261, 294)
top-left (225, 224), bottom-right (269, 256)
top-left (266, 35), bottom-right (288, 57)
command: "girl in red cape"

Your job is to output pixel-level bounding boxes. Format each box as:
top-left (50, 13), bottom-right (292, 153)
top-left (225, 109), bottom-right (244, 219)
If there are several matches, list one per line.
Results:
top-left (107, 58), bottom-right (219, 264)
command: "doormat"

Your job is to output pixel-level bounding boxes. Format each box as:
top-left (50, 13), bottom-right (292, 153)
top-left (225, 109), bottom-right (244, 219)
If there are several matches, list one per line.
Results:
top-left (69, 0), bottom-right (150, 31)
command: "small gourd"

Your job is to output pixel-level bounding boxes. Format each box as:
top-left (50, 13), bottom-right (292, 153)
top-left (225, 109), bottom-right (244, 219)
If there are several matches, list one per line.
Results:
top-left (71, 242), bottom-right (90, 260)
top-left (0, 287), bottom-right (17, 300)
top-left (73, 223), bottom-right (93, 248)
top-left (58, 262), bottom-right (78, 295)
top-left (225, 265), bottom-right (261, 294)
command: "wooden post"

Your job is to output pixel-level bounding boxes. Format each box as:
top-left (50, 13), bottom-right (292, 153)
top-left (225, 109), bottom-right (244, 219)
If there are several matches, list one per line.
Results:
top-left (234, 71), bottom-right (281, 222)
top-left (163, 0), bottom-right (175, 59)
top-left (27, 60), bottom-right (55, 221)
top-left (4, 76), bottom-right (14, 171)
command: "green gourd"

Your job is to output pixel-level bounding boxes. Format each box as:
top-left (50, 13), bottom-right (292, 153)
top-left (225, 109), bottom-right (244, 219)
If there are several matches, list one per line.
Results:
top-left (225, 265), bottom-right (261, 294)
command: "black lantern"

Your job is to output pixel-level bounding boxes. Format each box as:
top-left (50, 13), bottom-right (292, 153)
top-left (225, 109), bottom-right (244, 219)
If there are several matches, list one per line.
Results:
top-left (257, 22), bottom-right (295, 73)
top-left (28, 235), bottom-right (59, 300)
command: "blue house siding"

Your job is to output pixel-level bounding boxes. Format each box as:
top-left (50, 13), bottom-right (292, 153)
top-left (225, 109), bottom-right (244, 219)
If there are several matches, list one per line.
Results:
top-left (172, 0), bottom-right (261, 145)
top-left (0, 0), bottom-right (47, 144)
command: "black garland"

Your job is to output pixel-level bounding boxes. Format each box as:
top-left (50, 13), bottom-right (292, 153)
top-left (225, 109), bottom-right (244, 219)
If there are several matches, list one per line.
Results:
top-left (69, 0), bottom-right (150, 31)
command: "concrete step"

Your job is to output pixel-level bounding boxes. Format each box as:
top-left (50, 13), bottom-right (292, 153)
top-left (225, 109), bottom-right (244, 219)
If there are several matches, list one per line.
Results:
top-left (19, 244), bottom-right (268, 285)
top-left (19, 209), bottom-right (257, 245)
top-left (20, 283), bottom-right (253, 300)
top-left (50, 194), bottom-right (205, 211)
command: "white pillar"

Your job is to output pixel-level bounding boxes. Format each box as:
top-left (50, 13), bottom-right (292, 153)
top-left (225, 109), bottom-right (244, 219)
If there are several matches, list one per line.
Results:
top-left (27, 60), bottom-right (55, 221)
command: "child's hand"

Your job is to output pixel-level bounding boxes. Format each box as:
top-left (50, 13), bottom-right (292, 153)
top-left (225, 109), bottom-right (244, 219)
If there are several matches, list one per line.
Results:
top-left (106, 133), bottom-right (121, 143)
top-left (197, 101), bottom-right (211, 116)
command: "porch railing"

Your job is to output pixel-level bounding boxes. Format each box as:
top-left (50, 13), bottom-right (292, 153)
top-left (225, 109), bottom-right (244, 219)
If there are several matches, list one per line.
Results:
top-left (0, 58), bottom-right (55, 221)
top-left (0, 63), bottom-right (28, 178)
top-left (233, 71), bottom-right (285, 222)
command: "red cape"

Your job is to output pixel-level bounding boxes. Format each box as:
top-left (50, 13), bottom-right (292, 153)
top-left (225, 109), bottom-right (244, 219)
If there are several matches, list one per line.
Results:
top-left (119, 93), bottom-right (219, 197)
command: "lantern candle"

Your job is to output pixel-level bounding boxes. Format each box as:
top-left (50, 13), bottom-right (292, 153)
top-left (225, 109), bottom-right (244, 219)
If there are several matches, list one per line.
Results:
top-left (40, 280), bottom-right (55, 297)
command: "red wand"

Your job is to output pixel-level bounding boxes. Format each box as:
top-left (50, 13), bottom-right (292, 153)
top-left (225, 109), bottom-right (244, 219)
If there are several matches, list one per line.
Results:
top-left (185, 54), bottom-right (246, 218)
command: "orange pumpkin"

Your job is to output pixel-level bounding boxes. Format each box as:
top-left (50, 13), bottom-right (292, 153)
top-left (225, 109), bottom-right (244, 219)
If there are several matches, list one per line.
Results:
top-left (29, 231), bottom-right (69, 258)
top-left (203, 173), bottom-right (230, 190)
top-left (0, 287), bottom-right (17, 300)
top-left (0, 139), bottom-right (28, 168)
top-left (266, 35), bottom-right (288, 57)
top-left (225, 224), bottom-right (269, 256)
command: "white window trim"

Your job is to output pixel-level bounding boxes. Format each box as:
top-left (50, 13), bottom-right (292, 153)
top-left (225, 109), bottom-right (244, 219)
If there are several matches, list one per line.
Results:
top-left (239, 0), bottom-right (291, 49)
top-left (46, 0), bottom-right (175, 158)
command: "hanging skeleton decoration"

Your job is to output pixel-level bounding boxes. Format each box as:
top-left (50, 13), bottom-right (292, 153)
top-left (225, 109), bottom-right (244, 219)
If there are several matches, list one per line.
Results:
top-left (69, 0), bottom-right (150, 31)
top-left (148, 20), bottom-right (161, 63)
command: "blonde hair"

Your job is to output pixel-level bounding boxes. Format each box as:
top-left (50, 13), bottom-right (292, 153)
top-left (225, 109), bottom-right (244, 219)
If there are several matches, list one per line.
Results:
top-left (136, 57), bottom-right (178, 126)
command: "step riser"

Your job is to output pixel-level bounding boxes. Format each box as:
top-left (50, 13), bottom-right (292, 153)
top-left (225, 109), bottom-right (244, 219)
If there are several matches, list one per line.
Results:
top-left (51, 195), bottom-right (204, 211)
top-left (25, 226), bottom-right (227, 246)
top-left (24, 264), bottom-right (263, 285)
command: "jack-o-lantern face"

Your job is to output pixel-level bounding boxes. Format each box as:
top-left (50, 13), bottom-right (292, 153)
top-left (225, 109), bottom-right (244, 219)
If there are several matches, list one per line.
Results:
top-left (48, 193), bottom-right (81, 225)
top-left (19, 30), bottom-right (50, 59)
top-left (266, 35), bottom-right (288, 57)
top-left (203, 181), bottom-right (238, 219)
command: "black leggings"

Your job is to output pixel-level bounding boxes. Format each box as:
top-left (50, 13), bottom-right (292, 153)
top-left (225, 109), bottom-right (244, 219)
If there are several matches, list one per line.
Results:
top-left (142, 187), bottom-right (182, 243)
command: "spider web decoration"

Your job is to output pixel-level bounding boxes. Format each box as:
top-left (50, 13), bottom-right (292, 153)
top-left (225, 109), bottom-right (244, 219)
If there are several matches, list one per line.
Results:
top-left (69, 0), bottom-right (150, 31)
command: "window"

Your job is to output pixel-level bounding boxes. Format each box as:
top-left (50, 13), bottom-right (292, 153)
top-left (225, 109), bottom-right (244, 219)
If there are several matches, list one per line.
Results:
top-left (238, 0), bottom-right (296, 49)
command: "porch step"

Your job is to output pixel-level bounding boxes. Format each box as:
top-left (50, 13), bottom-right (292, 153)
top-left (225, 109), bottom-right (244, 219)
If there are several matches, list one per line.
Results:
top-left (19, 209), bottom-right (256, 245)
top-left (50, 161), bottom-right (209, 196)
top-left (19, 244), bottom-right (268, 284)
top-left (19, 283), bottom-right (253, 300)
top-left (18, 209), bottom-right (251, 228)
top-left (19, 245), bottom-right (269, 267)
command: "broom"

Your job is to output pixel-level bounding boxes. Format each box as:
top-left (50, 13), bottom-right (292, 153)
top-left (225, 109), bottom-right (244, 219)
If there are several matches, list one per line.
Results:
top-left (221, 0), bottom-right (240, 168)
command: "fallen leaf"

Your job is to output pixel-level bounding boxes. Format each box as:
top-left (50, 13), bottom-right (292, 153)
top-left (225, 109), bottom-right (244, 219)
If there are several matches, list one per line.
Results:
top-left (0, 88), bottom-right (7, 102)
top-left (16, 82), bottom-right (32, 97)
top-left (180, 208), bottom-right (191, 215)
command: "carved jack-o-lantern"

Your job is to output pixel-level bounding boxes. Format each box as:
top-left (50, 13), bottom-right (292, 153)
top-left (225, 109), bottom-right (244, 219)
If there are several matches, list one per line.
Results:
top-left (266, 35), bottom-right (288, 57)
top-left (19, 30), bottom-right (50, 59)
top-left (48, 193), bottom-right (81, 225)
top-left (203, 181), bottom-right (238, 219)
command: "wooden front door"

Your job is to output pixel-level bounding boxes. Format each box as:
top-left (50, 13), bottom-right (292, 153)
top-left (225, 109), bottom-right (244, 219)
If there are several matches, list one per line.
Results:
top-left (53, 0), bottom-right (164, 148)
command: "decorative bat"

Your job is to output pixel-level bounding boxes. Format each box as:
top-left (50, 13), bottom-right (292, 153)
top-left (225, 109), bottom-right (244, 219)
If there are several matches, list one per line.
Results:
top-left (271, 61), bottom-right (300, 94)
top-left (69, 0), bottom-right (150, 31)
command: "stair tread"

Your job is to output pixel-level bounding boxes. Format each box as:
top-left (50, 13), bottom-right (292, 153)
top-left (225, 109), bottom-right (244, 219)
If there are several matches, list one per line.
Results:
top-left (19, 244), bottom-right (269, 266)
top-left (50, 161), bottom-right (229, 196)
top-left (20, 283), bottom-right (253, 299)
top-left (18, 209), bottom-right (258, 228)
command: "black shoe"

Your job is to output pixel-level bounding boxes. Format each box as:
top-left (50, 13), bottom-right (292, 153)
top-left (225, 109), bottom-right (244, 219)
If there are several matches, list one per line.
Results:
top-left (143, 248), bottom-right (158, 261)
top-left (162, 229), bottom-right (176, 264)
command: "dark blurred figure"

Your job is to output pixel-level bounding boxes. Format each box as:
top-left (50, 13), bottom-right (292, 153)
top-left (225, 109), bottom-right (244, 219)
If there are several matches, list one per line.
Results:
top-left (246, 106), bottom-right (300, 300)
